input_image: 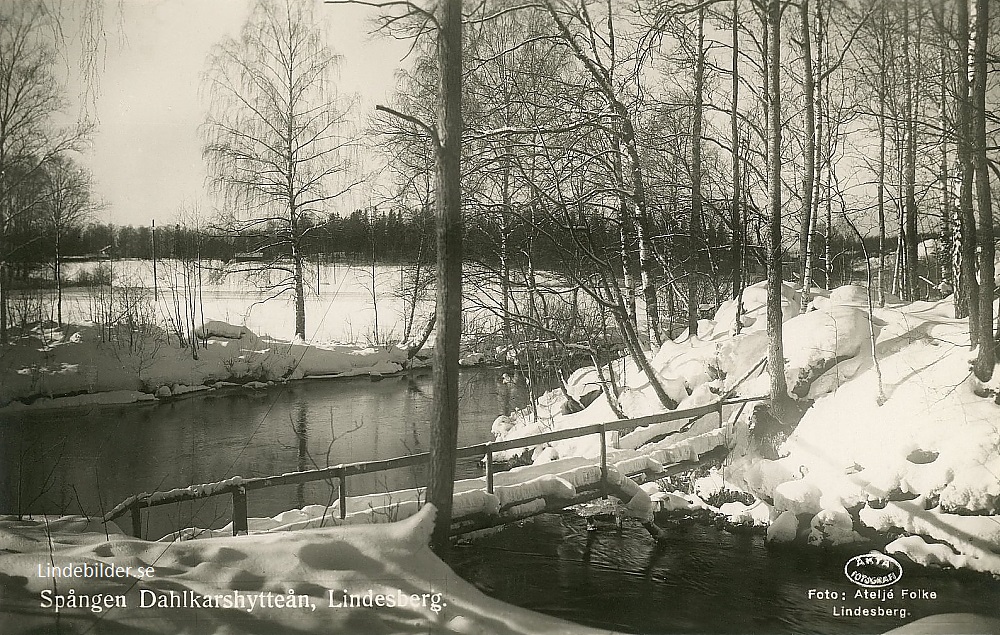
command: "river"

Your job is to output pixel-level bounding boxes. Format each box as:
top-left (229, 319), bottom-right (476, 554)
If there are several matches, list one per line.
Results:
top-left (0, 369), bottom-right (520, 539)
top-left (2, 369), bottom-right (998, 633)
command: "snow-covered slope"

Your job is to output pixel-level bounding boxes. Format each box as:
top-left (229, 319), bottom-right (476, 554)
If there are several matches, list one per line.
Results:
top-left (494, 282), bottom-right (1000, 575)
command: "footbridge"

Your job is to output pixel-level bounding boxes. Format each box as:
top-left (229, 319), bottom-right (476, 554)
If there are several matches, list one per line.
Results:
top-left (103, 396), bottom-right (765, 541)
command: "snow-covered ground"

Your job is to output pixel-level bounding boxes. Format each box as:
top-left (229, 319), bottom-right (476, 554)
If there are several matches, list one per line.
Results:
top-left (493, 281), bottom-right (1000, 577)
top-left (3, 264), bottom-right (999, 632)
top-left (0, 506), bottom-right (610, 634)
top-left (0, 320), bottom-right (421, 408)
top-left (57, 259), bottom-right (423, 345)
top-left (1, 260), bottom-right (435, 408)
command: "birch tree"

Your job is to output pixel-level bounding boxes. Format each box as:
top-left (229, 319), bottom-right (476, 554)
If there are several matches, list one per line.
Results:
top-left (203, 0), bottom-right (357, 340)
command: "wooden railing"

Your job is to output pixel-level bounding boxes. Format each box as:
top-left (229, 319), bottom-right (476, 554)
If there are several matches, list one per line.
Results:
top-left (104, 396), bottom-right (765, 538)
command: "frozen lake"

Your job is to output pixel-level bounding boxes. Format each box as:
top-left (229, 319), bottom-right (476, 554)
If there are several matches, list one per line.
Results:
top-left (56, 259), bottom-right (429, 344)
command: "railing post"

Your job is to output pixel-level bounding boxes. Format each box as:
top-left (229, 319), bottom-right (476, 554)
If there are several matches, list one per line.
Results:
top-left (232, 486), bottom-right (248, 536)
top-left (130, 505), bottom-right (142, 538)
top-left (599, 422), bottom-right (608, 498)
top-left (338, 472), bottom-right (347, 520)
top-left (485, 443), bottom-right (494, 495)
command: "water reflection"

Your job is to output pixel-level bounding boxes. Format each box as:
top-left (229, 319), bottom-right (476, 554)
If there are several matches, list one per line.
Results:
top-left (0, 368), bottom-right (512, 538)
top-left (294, 401), bottom-right (308, 507)
top-left (449, 513), bottom-right (1000, 634)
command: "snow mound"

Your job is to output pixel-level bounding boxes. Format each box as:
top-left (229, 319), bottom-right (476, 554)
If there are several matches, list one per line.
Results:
top-left (0, 507), bottom-right (609, 634)
top-left (782, 305), bottom-right (876, 397)
top-left (194, 320), bottom-right (249, 339)
top-left (488, 284), bottom-right (999, 572)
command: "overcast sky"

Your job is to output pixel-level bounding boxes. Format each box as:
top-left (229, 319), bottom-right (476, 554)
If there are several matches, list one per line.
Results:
top-left (70, 0), bottom-right (410, 227)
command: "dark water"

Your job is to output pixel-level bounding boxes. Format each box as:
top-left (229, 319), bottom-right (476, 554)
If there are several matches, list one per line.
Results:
top-left (0, 368), bottom-right (523, 538)
top-left (3, 370), bottom-right (999, 634)
top-left (450, 513), bottom-right (1000, 634)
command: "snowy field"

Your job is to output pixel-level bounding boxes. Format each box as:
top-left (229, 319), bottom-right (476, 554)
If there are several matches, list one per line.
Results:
top-left (1, 260), bottom-right (435, 408)
top-left (56, 259), bottom-right (425, 344)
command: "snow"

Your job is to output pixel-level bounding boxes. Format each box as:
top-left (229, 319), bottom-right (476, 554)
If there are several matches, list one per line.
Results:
top-left (781, 305), bottom-right (876, 396)
top-left (193, 320), bottom-right (248, 339)
top-left (4, 269), bottom-right (1000, 635)
top-left (0, 321), bottom-right (414, 408)
top-left (491, 283), bottom-right (1000, 576)
top-left (718, 500), bottom-right (772, 527)
top-left (766, 511), bottom-right (799, 543)
top-left (1, 261), bottom-right (439, 408)
top-left (806, 507), bottom-right (864, 546)
top-left (773, 479), bottom-right (823, 515)
top-left (883, 613), bottom-right (1000, 634)
top-left (9, 278), bottom-right (993, 580)
top-left (0, 506), bottom-right (608, 634)
top-left (859, 499), bottom-right (1000, 574)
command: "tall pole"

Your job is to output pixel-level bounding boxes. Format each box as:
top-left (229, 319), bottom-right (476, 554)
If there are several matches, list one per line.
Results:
top-left (151, 219), bottom-right (158, 301)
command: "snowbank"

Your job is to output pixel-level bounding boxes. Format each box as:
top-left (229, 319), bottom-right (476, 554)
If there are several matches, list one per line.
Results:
top-left (0, 506), bottom-right (611, 635)
top-left (0, 321), bottom-right (414, 408)
top-left (492, 283), bottom-right (1000, 576)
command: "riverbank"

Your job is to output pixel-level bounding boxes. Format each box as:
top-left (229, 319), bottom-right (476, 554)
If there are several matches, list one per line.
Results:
top-left (0, 320), bottom-right (429, 410)
top-left (493, 282), bottom-right (1000, 577)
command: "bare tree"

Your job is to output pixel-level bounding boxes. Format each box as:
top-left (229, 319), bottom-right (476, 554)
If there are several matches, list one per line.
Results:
top-left (0, 0), bottom-right (90, 342)
top-left (202, 0), bottom-right (358, 340)
top-left (41, 154), bottom-right (96, 325)
top-left (797, 0), bottom-right (817, 312)
top-left (427, 0), bottom-right (464, 555)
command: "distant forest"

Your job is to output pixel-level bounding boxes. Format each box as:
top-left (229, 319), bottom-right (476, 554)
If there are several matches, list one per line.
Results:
top-left (16, 208), bottom-right (933, 275)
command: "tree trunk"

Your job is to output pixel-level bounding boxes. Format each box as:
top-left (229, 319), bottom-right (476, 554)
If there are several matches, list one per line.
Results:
top-left (904, 0), bottom-right (920, 301)
top-left (798, 0), bottom-right (816, 313)
top-left (877, 3), bottom-right (887, 307)
top-left (0, 263), bottom-right (7, 343)
top-left (293, 245), bottom-right (306, 340)
top-left (766, 0), bottom-right (789, 407)
top-left (500, 162), bottom-right (514, 346)
top-left (615, 303), bottom-right (676, 410)
top-left (615, 145), bottom-right (637, 325)
top-left (972, 0), bottom-right (995, 380)
top-left (730, 0), bottom-right (742, 302)
top-left (956, 0), bottom-right (980, 340)
top-left (938, 43), bottom-right (953, 294)
top-left (406, 313), bottom-right (435, 360)
top-left (55, 232), bottom-right (63, 326)
top-left (689, 8), bottom-right (706, 336)
top-left (428, 0), bottom-right (463, 555)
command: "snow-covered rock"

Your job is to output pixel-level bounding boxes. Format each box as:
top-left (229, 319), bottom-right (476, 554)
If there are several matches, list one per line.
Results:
top-left (773, 479), bottom-right (822, 515)
top-left (806, 507), bottom-right (864, 546)
top-left (782, 305), bottom-right (875, 396)
top-left (766, 511), bottom-right (799, 543)
top-left (194, 320), bottom-right (248, 339)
